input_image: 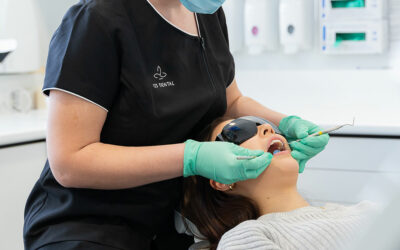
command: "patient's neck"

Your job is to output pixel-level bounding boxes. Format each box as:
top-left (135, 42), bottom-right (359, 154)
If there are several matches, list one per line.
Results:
top-left (255, 187), bottom-right (309, 215)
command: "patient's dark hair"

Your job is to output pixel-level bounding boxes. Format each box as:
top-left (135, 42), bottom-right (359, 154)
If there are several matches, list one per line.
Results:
top-left (181, 117), bottom-right (260, 250)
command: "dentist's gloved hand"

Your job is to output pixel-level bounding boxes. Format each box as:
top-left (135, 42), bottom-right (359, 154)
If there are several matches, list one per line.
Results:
top-left (183, 139), bottom-right (273, 184)
top-left (279, 116), bottom-right (329, 173)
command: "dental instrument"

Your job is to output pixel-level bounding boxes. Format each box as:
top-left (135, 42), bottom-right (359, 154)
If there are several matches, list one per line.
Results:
top-left (236, 149), bottom-right (281, 160)
top-left (236, 156), bottom-right (257, 160)
top-left (295, 117), bottom-right (355, 142)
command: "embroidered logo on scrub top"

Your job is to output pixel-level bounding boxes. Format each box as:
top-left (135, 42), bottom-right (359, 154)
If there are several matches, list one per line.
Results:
top-left (152, 66), bottom-right (175, 89)
top-left (154, 66), bottom-right (167, 80)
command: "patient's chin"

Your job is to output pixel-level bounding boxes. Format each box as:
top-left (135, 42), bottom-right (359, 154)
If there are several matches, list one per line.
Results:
top-left (269, 155), bottom-right (299, 173)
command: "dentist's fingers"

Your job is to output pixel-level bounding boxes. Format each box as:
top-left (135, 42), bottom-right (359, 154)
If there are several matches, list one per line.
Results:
top-left (233, 146), bottom-right (265, 157)
top-left (300, 134), bottom-right (330, 148)
top-left (243, 152), bottom-right (273, 170)
top-left (243, 153), bottom-right (273, 179)
top-left (290, 151), bottom-right (308, 172)
top-left (291, 150), bottom-right (309, 161)
top-left (293, 123), bottom-right (310, 139)
top-left (298, 160), bottom-right (307, 173)
top-left (308, 125), bottom-right (321, 134)
top-left (290, 141), bottom-right (325, 156)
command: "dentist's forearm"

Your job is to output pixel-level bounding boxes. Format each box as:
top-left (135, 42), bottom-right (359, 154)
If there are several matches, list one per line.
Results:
top-left (52, 142), bottom-right (185, 190)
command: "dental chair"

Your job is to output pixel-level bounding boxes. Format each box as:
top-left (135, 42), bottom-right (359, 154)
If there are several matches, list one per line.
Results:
top-left (348, 191), bottom-right (400, 250)
top-left (174, 211), bottom-right (210, 250)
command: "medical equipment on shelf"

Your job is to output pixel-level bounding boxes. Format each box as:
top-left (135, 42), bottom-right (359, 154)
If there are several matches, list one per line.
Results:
top-left (244, 0), bottom-right (279, 54)
top-left (0, 0), bottom-right (41, 73)
top-left (279, 0), bottom-right (312, 54)
top-left (0, 86), bottom-right (33, 113)
top-left (320, 0), bottom-right (389, 54)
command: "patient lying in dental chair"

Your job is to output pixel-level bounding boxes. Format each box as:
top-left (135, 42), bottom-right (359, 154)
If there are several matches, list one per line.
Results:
top-left (182, 116), bottom-right (378, 250)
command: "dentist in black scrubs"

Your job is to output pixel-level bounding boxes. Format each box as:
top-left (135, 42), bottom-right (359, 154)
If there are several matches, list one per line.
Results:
top-left (24, 0), bottom-right (329, 249)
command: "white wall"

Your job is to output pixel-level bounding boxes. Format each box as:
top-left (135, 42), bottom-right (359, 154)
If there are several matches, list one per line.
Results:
top-left (0, 1), bottom-right (78, 112)
top-left (35, 0), bottom-right (79, 67)
top-left (388, 0), bottom-right (400, 68)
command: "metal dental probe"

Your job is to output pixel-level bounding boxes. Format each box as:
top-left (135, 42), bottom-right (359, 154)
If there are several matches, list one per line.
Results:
top-left (295, 117), bottom-right (356, 142)
top-left (237, 117), bottom-right (355, 160)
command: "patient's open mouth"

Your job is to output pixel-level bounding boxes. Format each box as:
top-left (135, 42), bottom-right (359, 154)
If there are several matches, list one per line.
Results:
top-left (265, 136), bottom-right (288, 155)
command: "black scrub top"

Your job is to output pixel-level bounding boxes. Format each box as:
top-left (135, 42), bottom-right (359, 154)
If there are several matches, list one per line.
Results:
top-left (24, 0), bottom-right (234, 249)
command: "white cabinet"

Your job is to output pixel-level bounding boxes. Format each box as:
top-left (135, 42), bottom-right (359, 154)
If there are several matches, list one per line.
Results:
top-left (298, 137), bottom-right (400, 205)
top-left (0, 142), bottom-right (47, 250)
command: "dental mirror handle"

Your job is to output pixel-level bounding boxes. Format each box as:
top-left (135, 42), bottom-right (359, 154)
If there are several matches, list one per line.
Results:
top-left (236, 156), bottom-right (257, 160)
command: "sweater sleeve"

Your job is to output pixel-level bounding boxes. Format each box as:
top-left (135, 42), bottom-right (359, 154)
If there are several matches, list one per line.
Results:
top-left (217, 221), bottom-right (281, 250)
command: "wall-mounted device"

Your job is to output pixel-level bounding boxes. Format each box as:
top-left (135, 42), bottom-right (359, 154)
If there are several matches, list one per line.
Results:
top-left (244, 0), bottom-right (279, 54)
top-left (320, 0), bottom-right (389, 55)
top-left (279, 0), bottom-right (312, 54)
top-left (0, 0), bottom-right (41, 73)
top-left (0, 39), bottom-right (17, 63)
top-left (321, 20), bottom-right (388, 54)
top-left (320, 0), bottom-right (387, 20)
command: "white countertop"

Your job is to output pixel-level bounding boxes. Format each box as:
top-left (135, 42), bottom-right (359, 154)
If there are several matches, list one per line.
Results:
top-left (0, 109), bottom-right (47, 146)
top-left (0, 70), bottom-right (399, 146)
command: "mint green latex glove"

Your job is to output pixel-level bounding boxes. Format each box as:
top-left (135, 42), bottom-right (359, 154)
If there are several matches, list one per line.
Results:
top-left (279, 116), bottom-right (329, 173)
top-left (183, 139), bottom-right (273, 184)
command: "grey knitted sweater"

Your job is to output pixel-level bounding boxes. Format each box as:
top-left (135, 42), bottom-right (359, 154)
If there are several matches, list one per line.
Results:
top-left (217, 201), bottom-right (376, 250)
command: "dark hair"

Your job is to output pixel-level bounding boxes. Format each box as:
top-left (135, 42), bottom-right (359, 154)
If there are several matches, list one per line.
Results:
top-left (182, 117), bottom-right (260, 250)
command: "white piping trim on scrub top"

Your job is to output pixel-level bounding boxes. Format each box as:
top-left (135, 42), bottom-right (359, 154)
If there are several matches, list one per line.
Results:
top-left (146, 0), bottom-right (199, 37)
top-left (42, 87), bottom-right (109, 112)
top-left (194, 13), bottom-right (201, 37)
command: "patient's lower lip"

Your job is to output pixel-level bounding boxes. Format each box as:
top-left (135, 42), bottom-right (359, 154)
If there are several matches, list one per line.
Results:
top-left (273, 150), bottom-right (290, 156)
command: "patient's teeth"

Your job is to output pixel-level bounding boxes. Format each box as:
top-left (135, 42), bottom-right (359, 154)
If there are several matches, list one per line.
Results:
top-left (267, 139), bottom-right (284, 153)
top-left (270, 140), bottom-right (283, 146)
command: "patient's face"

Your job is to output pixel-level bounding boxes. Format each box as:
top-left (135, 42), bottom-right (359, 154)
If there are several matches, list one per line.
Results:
top-left (210, 119), bottom-right (299, 199)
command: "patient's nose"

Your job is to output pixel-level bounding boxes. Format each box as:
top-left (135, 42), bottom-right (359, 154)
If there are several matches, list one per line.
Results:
top-left (258, 124), bottom-right (275, 137)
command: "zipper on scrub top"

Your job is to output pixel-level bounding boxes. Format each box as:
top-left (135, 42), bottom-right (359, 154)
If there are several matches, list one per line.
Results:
top-left (199, 37), bottom-right (217, 99)
top-left (195, 14), bottom-right (216, 98)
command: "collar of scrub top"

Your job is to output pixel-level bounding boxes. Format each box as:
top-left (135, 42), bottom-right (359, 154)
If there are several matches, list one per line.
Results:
top-left (216, 116), bottom-right (281, 145)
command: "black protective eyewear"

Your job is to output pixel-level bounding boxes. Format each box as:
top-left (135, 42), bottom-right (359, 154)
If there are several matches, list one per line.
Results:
top-left (216, 116), bottom-right (281, 145)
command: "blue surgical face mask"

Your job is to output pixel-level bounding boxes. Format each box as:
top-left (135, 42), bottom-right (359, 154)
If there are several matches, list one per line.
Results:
top-left (180, 0), bottom-right (226, 14)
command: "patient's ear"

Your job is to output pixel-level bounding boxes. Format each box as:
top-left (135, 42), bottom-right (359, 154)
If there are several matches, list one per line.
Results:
top-left (209, 180), bottom-right (231, 192)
